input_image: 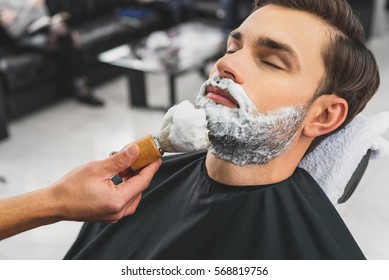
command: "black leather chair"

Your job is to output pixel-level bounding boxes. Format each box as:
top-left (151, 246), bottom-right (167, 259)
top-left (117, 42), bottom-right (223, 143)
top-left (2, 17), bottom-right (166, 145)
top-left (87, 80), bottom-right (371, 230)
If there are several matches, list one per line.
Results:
top-left (0, 0), bottom-right (177, 138)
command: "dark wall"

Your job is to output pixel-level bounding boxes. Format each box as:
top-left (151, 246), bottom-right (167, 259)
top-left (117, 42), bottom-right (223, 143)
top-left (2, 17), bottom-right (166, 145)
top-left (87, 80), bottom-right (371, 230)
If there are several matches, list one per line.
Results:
top-left (347, 0), bottom-right (376, 40)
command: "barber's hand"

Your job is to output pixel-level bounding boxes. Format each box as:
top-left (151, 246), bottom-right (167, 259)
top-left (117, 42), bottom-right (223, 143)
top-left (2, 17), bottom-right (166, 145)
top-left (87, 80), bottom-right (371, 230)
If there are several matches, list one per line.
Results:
top-left (48, 144), bottom-right (161, 223)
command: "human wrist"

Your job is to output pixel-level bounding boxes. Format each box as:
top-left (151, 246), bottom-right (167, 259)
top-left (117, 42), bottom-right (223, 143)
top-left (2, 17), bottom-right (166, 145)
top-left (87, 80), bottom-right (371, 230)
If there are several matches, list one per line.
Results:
top-left (37, 185), bottom-right (66, 223)
top-left (32, 188), bottom-right (61, 224)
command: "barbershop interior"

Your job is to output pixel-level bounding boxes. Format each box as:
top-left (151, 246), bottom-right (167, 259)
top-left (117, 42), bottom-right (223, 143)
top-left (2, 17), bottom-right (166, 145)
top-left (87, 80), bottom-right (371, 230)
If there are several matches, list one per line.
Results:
top-left (0, 0), bottom-right (389, 260)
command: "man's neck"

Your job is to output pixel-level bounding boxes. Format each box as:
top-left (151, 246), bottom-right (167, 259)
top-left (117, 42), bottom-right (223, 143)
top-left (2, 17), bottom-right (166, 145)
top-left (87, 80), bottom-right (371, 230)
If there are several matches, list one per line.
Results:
top-left (204, 149), bottom-right (303, 186)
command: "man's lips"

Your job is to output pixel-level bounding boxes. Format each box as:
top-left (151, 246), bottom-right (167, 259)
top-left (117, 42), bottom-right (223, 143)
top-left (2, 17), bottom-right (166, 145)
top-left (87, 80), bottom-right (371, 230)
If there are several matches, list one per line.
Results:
top-left (205, 85), bottom-right (239, 108)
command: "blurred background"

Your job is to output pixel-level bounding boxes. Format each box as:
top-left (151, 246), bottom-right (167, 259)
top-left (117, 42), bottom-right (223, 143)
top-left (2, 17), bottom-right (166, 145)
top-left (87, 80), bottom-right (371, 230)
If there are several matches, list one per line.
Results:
top-left (0, 0), bottom-right (388, 259)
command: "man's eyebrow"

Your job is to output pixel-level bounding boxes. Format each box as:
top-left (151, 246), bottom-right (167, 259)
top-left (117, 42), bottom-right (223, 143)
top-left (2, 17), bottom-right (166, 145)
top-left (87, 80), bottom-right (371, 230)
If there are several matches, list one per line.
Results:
top-left (229, 29), bottom-right (242, 41)
top-left (256, 37), bottom-right (294, 54)
top-left (256, 37), bottom-right (301, 70)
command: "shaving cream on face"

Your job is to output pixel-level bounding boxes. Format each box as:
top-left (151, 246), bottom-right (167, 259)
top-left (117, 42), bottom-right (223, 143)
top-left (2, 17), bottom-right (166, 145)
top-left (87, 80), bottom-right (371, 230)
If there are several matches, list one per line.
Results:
top-left (195, 72), bottom-right (308, 166)
top-left (158, 100), bottom-right (210, 152)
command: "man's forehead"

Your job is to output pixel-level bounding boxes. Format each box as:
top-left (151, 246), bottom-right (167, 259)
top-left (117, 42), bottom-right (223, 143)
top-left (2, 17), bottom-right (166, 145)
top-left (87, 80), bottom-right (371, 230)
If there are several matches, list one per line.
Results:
top-left (246, 5), bottom-right (329, 35)
top-left (237, 5), bottom-right (330, 63)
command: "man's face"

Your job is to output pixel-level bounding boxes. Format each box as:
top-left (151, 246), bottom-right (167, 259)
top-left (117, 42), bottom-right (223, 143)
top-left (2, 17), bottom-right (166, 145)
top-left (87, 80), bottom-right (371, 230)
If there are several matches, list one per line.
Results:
top-left (209, 4), bottom-right (328, 112)
top-left (195, 5), bottom-right (330, 165)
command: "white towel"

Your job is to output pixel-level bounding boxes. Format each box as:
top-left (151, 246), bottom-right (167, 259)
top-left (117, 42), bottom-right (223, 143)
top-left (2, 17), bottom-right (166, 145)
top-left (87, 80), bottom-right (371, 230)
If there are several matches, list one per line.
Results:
top-left (298, 112), bottom-right (389, 204)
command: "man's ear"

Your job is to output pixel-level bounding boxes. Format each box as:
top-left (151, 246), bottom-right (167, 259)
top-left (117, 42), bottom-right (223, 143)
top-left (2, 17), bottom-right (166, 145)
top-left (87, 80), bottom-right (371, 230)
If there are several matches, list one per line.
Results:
top-left (303, 95), bottom-right (348, 138)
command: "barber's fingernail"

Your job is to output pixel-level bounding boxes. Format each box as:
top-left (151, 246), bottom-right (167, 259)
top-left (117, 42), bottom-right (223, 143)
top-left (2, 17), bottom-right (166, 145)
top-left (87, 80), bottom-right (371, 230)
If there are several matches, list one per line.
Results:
top-left (127, 144), bottom-right (139, 156)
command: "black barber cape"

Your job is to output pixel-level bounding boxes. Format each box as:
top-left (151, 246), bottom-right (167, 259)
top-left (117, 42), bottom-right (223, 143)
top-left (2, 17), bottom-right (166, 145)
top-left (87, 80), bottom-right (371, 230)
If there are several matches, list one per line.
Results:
top-left (64, 152), bottom-right (365, 260)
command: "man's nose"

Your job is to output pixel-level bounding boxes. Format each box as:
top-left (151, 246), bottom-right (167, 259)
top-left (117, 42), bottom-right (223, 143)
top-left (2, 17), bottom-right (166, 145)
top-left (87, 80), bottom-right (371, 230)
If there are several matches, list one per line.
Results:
top-left (215, 52), bottom-right (245, 84)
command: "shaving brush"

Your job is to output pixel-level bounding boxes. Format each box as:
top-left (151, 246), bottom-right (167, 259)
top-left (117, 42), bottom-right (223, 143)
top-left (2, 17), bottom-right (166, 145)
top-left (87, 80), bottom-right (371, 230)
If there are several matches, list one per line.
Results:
top-left (128, 101), bottom-right (210, 172)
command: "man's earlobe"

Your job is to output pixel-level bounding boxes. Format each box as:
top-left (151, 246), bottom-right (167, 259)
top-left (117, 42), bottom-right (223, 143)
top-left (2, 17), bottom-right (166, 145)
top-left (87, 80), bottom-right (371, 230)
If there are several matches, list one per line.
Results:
top-left (303, 96), bottom-right (348, 138)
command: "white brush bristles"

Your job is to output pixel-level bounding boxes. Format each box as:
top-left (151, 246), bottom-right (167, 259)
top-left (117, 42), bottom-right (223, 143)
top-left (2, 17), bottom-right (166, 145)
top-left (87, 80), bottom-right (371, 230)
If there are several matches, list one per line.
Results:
top-left (158, 100), bottom-right (210, 153)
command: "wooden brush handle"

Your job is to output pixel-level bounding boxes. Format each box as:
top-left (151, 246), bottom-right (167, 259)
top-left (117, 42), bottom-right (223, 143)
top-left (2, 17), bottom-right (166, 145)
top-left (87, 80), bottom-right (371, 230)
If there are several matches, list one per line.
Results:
top-left (130, 134), bottom-right (163, 171)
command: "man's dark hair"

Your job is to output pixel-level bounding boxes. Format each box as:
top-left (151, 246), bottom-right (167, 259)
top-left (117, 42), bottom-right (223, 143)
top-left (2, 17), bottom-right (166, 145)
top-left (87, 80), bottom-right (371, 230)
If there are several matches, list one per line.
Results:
top-left (253, 0), bottom-right (380, 154)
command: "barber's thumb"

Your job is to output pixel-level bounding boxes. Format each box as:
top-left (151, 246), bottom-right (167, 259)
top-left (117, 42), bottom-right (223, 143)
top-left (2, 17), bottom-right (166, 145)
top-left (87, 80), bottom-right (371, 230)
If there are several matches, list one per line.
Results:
top-left (107, 144), bottom-right (140, 174)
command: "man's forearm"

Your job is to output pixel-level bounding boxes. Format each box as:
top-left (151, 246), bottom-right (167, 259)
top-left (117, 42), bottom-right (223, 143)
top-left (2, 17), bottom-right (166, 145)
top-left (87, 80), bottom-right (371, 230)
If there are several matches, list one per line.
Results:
top-left (0, 188), bottom-right (60, 240)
